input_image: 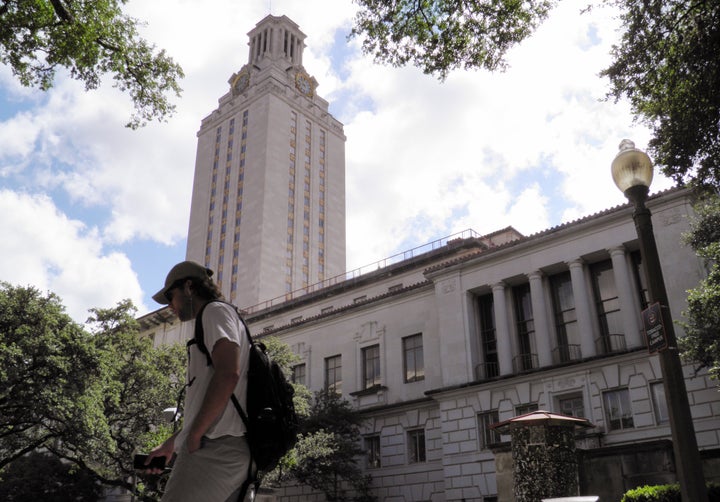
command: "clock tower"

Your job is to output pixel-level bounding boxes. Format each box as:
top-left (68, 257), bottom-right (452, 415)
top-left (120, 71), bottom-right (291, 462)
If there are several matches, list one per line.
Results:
top-left (186, 15), bottom-right (346, 310)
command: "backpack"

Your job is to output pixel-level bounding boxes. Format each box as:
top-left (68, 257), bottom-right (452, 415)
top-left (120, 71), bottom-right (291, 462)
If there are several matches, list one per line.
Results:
top-left (189, 301), bottom-right (299, 486)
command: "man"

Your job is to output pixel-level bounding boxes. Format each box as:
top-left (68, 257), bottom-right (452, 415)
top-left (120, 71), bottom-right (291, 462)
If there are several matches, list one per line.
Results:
top-left (146, 261), bottom-right (251, 501)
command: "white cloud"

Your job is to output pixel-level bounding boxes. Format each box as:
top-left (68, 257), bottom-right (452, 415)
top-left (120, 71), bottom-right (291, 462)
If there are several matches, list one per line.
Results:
top-left (0, 0), bottom-right (674, 308)
top-left (0, 1), bottom-right (359, 250)
top-left (0, 190), bottom-right (142, 321)
top-left (339, 0), bottom-right (668, 270)
top-left (0, 112), bottom-right (40, 171)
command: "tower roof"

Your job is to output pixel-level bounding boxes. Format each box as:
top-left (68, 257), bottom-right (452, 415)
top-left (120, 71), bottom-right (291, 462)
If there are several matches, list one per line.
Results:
top-left (246, 14), bottom-right (306, 67)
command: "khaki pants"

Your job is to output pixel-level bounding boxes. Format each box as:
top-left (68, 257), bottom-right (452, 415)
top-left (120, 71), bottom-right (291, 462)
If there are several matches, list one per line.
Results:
top-left (162, 435), bottom-right (252, 502)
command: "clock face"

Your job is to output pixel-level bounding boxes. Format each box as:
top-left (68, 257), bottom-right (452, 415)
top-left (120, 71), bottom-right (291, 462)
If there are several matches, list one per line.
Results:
top-left (295, 73), bottom-right (313, 96)
top-left (232, 72), bottom-right (250, 94)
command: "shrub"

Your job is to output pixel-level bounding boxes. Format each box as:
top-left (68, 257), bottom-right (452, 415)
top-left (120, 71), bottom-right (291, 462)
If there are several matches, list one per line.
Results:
top-left (622, 483), bottom-right (720, 502)
top-left (621, 484), bottom-right (680, 502)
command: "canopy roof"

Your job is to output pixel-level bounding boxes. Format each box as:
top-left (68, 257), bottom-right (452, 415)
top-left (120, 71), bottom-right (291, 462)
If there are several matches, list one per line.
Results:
top-left (490, 410), bottom-right (594, 433)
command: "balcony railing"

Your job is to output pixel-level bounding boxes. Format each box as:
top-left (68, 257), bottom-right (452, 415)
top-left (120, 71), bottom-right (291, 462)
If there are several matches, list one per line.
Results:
top-left (552, 344), bottom-right (582, 364)
top-left (475, 361), bottom-right (499, 380)
top-left (512, 353), bottom-right (538, 373)
top-left (595, 333), bottom-right (627, 355)
top-left (243, 229), bottom-right (481, 314)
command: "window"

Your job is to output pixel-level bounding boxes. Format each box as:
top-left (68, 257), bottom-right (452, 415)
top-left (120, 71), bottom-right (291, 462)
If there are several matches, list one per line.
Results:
top-left (292, 363), bottom-right (306, 386)
top-left (365, 435), bottom-right (381, 468)
top-left (558, 393), bottom-right (585, 418)
top-left (550, 271), bottom-right (580, 362)
top-left (650, 381), bottom-right (669, 425)
top-left (403, 334), bottom-right (424, 383)
top-left (513, 284), bottom-right (536, 371)
top-left (515, 402), bottom-right (539, 415)
top-left (325, 355), bottom-right (342, 393)
top-left (590, 260), bottom-right (625, 353)
top-left (478, 294), bottom-right (499, 378)
top-left (407, 429), bottom-right (426, 463)
top-left (603, 388), bottom-right (634, 431)
top-left (478, 411), bottom-right (501, 449)
top-left (362, 345), bottom-right (381, 389)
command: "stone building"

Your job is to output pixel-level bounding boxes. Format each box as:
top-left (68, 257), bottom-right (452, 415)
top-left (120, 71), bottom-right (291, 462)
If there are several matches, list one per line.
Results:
top-left (141, 187), bottom-right (720, 501)
top-left (138, 13), bottom-right (720, 502)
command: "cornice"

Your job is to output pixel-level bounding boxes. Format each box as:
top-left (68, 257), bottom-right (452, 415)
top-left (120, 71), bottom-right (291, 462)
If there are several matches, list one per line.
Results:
top-left (424, 187), bottom-right (688, 278)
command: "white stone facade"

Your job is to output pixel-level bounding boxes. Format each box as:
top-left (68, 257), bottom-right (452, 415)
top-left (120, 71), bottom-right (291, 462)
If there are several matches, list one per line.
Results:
top-left (135, 13), bottom-right (720, 502)
top-left (140, 188), bottom-right (720, 501)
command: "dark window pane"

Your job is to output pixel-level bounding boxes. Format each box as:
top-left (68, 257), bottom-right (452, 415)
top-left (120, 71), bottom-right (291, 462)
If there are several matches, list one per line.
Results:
top-left (403, 334), bottom-right (424, 383)
top-left (478, 294), bottom-right (499, 378)
top-left (362, 345), bottom-right (381, 389)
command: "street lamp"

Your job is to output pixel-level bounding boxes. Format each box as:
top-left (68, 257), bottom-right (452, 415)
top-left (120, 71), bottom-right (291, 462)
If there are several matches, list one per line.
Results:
top-left (611, 139), bottom-right (707, 502)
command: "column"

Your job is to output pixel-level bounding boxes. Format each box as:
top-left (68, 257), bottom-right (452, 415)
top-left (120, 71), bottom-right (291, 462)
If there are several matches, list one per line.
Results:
top-left (609, 246), bottom-right (643, 348)
top-left (492, 282), bottom-right (514, 376)
top-left (528, 271), bottom-right (552, 368)
top-left (567, 259), bottom-right (597, 359)
top-left (435, 273), bottom-right (472, 386)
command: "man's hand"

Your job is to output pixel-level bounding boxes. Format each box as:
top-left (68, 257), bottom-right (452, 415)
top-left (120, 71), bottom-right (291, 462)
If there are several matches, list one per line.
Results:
top-left (145, 434), bottom-right (176, 474)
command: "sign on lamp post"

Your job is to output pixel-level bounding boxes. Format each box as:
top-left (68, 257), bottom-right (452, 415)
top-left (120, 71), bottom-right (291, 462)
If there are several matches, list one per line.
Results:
top-left (642, 302), bottom-right (668, 353)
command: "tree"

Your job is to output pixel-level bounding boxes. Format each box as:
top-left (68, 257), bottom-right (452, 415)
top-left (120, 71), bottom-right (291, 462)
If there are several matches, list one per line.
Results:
top-left (0, 286), bottom-right (185, 498)
top-left (262, 336), bottom-right (312, 417)
top-left (0, 451), bottom-right (103, 501)
top-left (262, 335), bottom-right (302, 374)
top-left (351, 0), bottom-right (554, 78)
top-left (679, 193), bottom-right (720, 380)
top-left (50, 300), bottom-right (186, 495)
top-left (286, 389), bottom-right (375, 502)
top-left (0, 0), bottom-right (184, 128)
top-left (351, 0), bottom-right (720, 189)
top-left (602, 0), bottom-right (720, 189)
top-left (0, 283), bottom-right (99, 470)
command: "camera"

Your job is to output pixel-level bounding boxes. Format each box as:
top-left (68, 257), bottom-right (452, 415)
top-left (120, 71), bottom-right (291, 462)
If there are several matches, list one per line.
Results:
top-left (133, 454), bottom-right (166, 470)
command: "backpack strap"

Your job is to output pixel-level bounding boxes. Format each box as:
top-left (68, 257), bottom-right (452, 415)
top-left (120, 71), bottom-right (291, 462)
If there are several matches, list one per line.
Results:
top-left (187, 301), bottom-right (214, 367)
top-left (187, 299), bottom-right (258, 500)
top-left (189, 300), bottom-right (253, 366)
top-left (186, 300), bottom-right (252, 429)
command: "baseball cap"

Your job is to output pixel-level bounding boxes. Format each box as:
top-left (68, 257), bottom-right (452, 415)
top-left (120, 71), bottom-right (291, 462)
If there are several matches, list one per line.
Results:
top-left (152, 261), bottom-right (214, 305)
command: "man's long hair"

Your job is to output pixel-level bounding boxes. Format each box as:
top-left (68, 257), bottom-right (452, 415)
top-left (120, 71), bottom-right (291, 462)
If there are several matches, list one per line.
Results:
top-left (189, 276), bottom-right (223, 302)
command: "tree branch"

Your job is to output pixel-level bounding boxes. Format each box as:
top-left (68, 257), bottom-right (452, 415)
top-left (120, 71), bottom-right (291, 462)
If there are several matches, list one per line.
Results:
top-left (0, 433), bottom-right (58, 469)
top-left (47, 446), bottom-right (135, 491)
top-left (96, 37), bottom-right (121, 53)
top-left (670, 0), bottom-right (710, 34)
top-left (49, 0), bottom-right (72, 22)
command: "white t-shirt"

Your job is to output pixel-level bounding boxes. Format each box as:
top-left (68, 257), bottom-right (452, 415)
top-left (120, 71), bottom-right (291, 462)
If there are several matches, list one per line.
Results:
top-left (175, 302), bottom-right (249, 450)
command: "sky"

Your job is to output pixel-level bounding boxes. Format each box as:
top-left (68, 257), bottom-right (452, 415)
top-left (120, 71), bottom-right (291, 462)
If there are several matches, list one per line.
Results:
top-left (0, 0), bottom-right (675, 322)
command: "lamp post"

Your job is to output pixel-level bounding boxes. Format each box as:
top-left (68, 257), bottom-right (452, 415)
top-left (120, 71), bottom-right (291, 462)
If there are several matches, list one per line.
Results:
top-left (611, 139), bottom-right (707, 502)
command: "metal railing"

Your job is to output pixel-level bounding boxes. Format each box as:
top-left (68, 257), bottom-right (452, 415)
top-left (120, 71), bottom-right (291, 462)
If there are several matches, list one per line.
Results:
top-left (475, 361), bottom-right (499, 380)
top-left (552, 344), bottom-right (583, 364)
top-left (512, 353), bottom-right (539, 373)
top-left (595, 333), bottom-right (627, 355)
top-left (243, 229), bottom-right (481, 314)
